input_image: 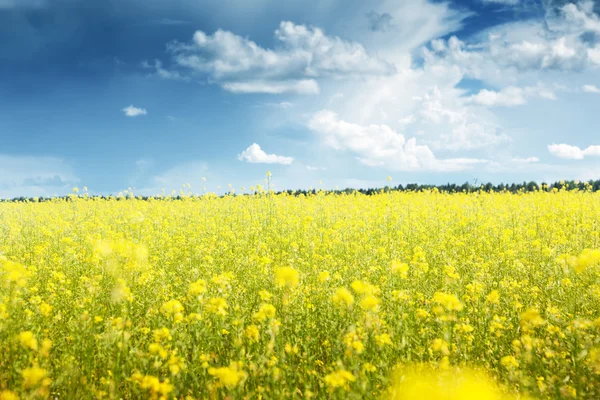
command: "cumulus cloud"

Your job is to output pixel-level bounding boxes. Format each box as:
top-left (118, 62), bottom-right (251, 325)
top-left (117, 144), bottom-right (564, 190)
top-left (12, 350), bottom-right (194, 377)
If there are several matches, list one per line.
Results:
top-left (583, 84), bottom-right (600, 93)
top-left (424, 3), bottom-right (600, 85)
top-left (166, 21), bottom-right (395, 94)
top-left (122, 105), bottom-right (147, 117)
top-left (468, 85), bottom-right (557, 107)
top-left (560, 1), bottom-right (600, 34)
top-left (308, 110), bottom-right (488, 172)
top-left (548, 143), bottom-right (600, 160)
top-left (238, 144), bottom-right (294, 164)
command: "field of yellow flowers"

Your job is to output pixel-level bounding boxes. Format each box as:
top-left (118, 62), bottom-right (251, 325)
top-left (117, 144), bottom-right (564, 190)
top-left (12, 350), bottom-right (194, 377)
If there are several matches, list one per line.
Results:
top-left (1, 187), bottom-right (600, 399)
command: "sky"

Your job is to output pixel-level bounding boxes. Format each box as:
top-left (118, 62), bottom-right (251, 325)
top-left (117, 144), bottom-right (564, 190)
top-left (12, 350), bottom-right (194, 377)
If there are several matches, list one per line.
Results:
top-left (1, 0), bottom-right (600, 197)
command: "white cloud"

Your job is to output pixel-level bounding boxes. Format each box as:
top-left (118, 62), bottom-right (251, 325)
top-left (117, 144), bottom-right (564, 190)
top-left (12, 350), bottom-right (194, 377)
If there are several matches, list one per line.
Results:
top-left (222, 80), bottom-right (319, 95)
top-left (424, 2), bottom-right (600, 85)
top-left (548, 143), bottom-right (600, 160)
top-left (480, 0), bottom-right (519, 4)
top-left (0, 155), bottom-right (78, 198)
top-left (308, 110), bottom-right (488, 171)
top-left (417, 87), bottom-right (511, 150)
top-left (166, 21), bottom-right (395, 94)
top-left (468, 85), bottom-right (556, 107)
top-left (560, 1), bottom-right (600, 34)
top-left (512, 156), bottom-right (540, 163)
top-left (238, 144), bottom-right (294, 165)
top-left (122, 105), bottom-right (147, 117)
top-left (583, 84), bottom-right (600, 93)
top-left (142, 60), bottom-right (190, 81)
top-left (306, 165), bottom-right (326, 171)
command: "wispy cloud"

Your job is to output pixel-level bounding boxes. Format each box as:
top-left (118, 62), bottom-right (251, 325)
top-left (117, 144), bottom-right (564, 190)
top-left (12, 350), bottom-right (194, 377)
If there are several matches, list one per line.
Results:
top-left (223, 80), bottom-right (319, 95)
top-left (0, 155), bottom-right (78, 198)
top-left (151, 18), bottom-right (190, 26)
top-left (122, 105), bottom-right (147, 117)
top-left (0, 0), bottom-right (45, 8)
top-left (583, 84), bottom-right (600, 93)
top-left (468, 85), bottom-right (556, 107)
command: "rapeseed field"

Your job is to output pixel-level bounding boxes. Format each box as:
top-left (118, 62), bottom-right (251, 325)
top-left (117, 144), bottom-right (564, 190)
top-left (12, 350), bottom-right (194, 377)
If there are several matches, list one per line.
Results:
top-left (1, 187), bottom-right (600, 399)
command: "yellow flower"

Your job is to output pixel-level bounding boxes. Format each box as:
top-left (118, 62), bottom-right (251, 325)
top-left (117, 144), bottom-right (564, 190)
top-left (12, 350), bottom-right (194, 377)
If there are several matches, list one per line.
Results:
top-left (433, 292), bottom-right (463, 312)
top-left (153, 327), bottom-right (172, 343)
top-left (391, 260), bottom-right (409, 279)
top-left (318, 271), bottom-right (331, 282)
top-left (22, 366), bottom-right (49, 388)
top-left (39, 302), bottom-right (53, 317)
top-left (168, 353), bottom-right (185, 375)
top-left (332, 288), bottom-right (354, 308)
top-left (375, 333), bottom-right (392, 347)
top-left (188, 279), bottom-right (207, 297)
top-left (575, 249), bottom-right (600, 273)
top-left (160, 299), bottom-right (184, 315)
top-left (18, 331), bottom-right (38, 351)
top-left (520, 308), bottom-right (545, 331)
top-left (500, 355), bottom-right (519, 369)
top-left (134, 374), bottom-right (173, 397)
top-left (244, 325), bottom-right (260, 342)
top-left (0, 390), bottom-right (19, 400)
top-left (207, 297), bottom-right (228, 316)
top-left (324, 369), bottom-right (356, 389)
top-left (40, 339), bottom-right (52, 357)
top-left (275, 267), bottom-right (300, 288)
top-left (149, 343), bottom-right (168, 359)
top-left (253, 303), bottom-right (276, 322)
top-left (431, 338), bottom-right (450, 355)
top-left (362, 363), bottom-right (376, 373)
top-left (360, 295), bottom-right (381, 312)
top-left (111, 278), bottom-right (133, 303)
top-left (387, 366), bottom-right (513, 400)
top-left (485, 290), bottom-right (500, 305)
top-left (208, 363), bottom-right (247, 388)
top-left (258, 290), bottom-right (273, 301)
top-left (351, 280), bottom-right (377, 295)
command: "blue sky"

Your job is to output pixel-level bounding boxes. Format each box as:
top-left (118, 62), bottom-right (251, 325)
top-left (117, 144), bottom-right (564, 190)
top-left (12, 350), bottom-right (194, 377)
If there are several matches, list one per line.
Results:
top-left (1, 0), bottom-right (600, 197)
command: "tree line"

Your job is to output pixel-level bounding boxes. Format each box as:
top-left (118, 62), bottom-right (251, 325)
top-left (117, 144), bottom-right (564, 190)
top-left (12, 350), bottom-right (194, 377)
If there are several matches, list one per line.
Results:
top-left (2, 179), bottom-right (600, 202)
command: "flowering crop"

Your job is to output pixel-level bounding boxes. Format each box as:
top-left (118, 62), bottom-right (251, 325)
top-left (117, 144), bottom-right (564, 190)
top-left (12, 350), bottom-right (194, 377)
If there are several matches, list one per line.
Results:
top-left (1, 188), bottom-right (600, 398)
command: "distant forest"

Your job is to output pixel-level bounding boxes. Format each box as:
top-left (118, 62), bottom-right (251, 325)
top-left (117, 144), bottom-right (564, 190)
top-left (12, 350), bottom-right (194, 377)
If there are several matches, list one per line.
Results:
top-left (2, 179), bottom-right (600, 202)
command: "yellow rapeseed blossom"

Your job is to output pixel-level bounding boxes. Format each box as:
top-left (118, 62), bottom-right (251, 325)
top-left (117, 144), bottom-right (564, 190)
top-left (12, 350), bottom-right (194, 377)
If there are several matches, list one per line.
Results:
top-left (1, 187), bottom-right (600, 398)
top-left (486, 290), bottom-right (500, 305)
top-left (274, 267), bottom-right (300, 288)
top-left (18, 331), bottom-right (38, 351)
top-left (208, 363), bottom-right (247, 388)
top-left (0, 390), bottom-right (19, 400)
top-left (332, 287), bottom-right (354, 308)
top-left (253, 303), bottom-right (276, 322)
top-left (387, 366), bottom-right (517, 400)
top-left (21, 366), bottom-right (49, 388)
top-left (433, 292), bottom-right (464, 312)
top-left (207, 297), bottom-right (228, 316)
top-left (323, 368), bottom-right (356, 389)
